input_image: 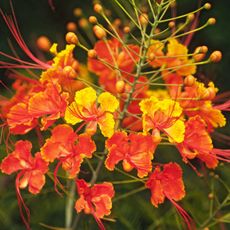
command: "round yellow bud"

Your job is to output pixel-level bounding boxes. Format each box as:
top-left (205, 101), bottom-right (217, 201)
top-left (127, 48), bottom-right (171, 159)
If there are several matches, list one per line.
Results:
top-left (94, 4), bottom-right (103, 13)
top-left (88, 49), bottom-right (97, 59)
top-left (139, 13), bottom-right (149, 26)
top-left (36, 36), bottom-right (51, 52)
top-left (123, 26), bottom-right (131, 33)
top-left (66, 22), bottom-right (77, 32)
top-left (208, 18), bottom-right (216, 25)
top-left (89, 16), bottom-right (97, 24)
top-left (93, 25), bottom-right (106, 39)
top-left (184, 75), bottom-right (195, 87)
top-left (210, 51), bottom-right (222, 63)
top-left (116, 80), bottom-right (125, 93)
top-left (204, 3), bottom-right (211, 10)
top-left (65, 32), bottom-right (79, 45)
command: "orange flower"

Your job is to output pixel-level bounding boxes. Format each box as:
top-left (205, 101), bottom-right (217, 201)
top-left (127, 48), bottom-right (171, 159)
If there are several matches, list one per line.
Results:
top-left (139, 96), bottom-right (185, 143)
top-left (40, 44), bottom-right (85, 99)
top-left (0, 140), bottom-right (49, 229)
top-left (75, 179), bottom-right (115, 229)
top-left (1, 140), bottom-right (48, 193)
top-left (146, 163), bottom-right (185, 207)
top-left (41, 124), bottom-right (96, 178)
top-left (65, 87), bottom-right (119, 137)
top-left (28, 83), bottom-right (69, 130)
top-left (88, 39), bottom-right (139, 93)
top-left (177, 116), bottom-right (218, 169)
top-left (105, 131), bottom-right (158, 178)
top-left (180, 81), bottom-right (226, 131)
top-left (148, 39), bottom-right (196, 76)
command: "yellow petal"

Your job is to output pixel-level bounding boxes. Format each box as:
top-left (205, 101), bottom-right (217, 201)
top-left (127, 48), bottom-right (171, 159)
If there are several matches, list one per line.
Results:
top-left (50, 43), bottom-right (58, 55)
top-left (98, 92), bottom-right (119, 112)
top-left (65, 102), bottom-right (82, 125)
top-left (74, 87), bottom-right (97, 109)
top-left (98, 113), bottom-right (115, 138)
top-left (164, 119), bottom-right (185, 143)
top-left (139, 96), bottom-right (159, 115)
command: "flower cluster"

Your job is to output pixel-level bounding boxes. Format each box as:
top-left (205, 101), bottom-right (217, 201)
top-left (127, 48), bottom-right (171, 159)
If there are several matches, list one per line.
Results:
top-left (0, 1), bottom-right (229, 230)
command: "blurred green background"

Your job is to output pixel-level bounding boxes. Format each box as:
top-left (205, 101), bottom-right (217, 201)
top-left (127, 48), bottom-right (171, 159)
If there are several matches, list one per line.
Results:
top-left (0, 0), bottom-right (229, 229)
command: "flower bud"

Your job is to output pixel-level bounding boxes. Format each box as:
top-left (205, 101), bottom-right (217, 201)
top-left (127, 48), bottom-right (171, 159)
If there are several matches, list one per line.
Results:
top-left (79, 18), bottom-right (88, 28)
top-left (63, 66), bottom-right (76, 78)
top-left (36, 36), bottom-right (51, 52)
top-left (88, 49), bottom-right (97, 59)
top-left (94, 4), bottom-right (103, 13)
top-left (187, 13), bottom-right (195, 22)
top-left (65, 32), bottom-right (79, 45)
top-left (66, 22), bottom-right (77, 32)
top-left (208, 18), bottom-right (216, 25)
top-left (210, 51), bottom-right (222, 63)
top-left (93, 25), bottom-right (106, 39)
top-left (89, 16), bottom-right (97, 24)
top-left (123, 26), bottom-right (130, 33)
top-left (116, 80), bottom-right (125, 93)
top-left (73, 8), bottom-right (82, 17)
top-left (184, 75), bottom-right (195, 87)
top-left (139, 13), bottom-right (149, 26)
top-left (168, 21), bottom-right (175, 28)
top-left (204, 3), bottom-right (211, 10)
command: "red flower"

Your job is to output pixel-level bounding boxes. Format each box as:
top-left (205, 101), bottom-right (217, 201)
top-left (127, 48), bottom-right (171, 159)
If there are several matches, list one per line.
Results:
top-left (75, 179), bottom-right (115, 230)
top-left (177, 116), bottom-right (218, 169)
top-left (146, 163), bottom-right (185, 207)
top-left (105, 131), bottom-right (158, 178)
top-left (0, 140), bottom-right (49, 229)
top-left (88, 39), bottom-right (139, 93)
top-left (41, 124), bottom-right (96, 178)
top-left (146, 163), bottom-right (193, 229)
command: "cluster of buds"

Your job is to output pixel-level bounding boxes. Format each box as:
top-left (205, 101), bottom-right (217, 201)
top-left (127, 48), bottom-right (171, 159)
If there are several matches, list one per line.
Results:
top-left (0, 1), bottom-right (229, 230)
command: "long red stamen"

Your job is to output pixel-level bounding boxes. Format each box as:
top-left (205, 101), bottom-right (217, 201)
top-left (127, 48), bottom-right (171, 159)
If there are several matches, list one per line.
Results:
top-left (16, 172), bottom-right (31, 230)
top-left (169, 198), bottom-right (195, 230)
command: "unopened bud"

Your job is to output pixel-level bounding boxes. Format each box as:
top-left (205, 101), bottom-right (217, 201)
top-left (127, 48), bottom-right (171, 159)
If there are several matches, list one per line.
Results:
top-left (88, 49), bottom-right (97, 58)
top-left (123, 26), bottom-right (130, 33)
top-left (139, 13), bottom-right (149, 26)
top-left (94, 4), bottom-right (103, 13)
top-left (148, 52), bottom-right (155, 61)
top-left (184, 75), bottom-right (195, 87)
top-left (114, 18), bottom-right (121, 27)
top-left (204, 3), bottom-right (211, 10)
top-left (206, 87), bottom-right (216, 100)
top-left (168, 21), bottom-right (175, 28)
top-left (66, 22), bottom-right (77, 32)
top-left (210, 51), bottom-right (222, 62)
top-left (79, 18), bottom-right (88, 28)
top-left (208, 18), bottom-right (216, 25)
top-left (187, 13), bottom-right (195, 22)
top-left (63, 66), bottom-right (76, 78)
top-left (65, 32), bottom-right (79, 44)
top-left (93, 25), bottom-right (106, 39)
top-left (89, 16), bottom-right (97, 24)
top-left (36, 36), bottom-right (51, 52)
top-left (73, 8), bottom-right (82, 17)
top-left (116, 80), bottom-right (125, 93)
